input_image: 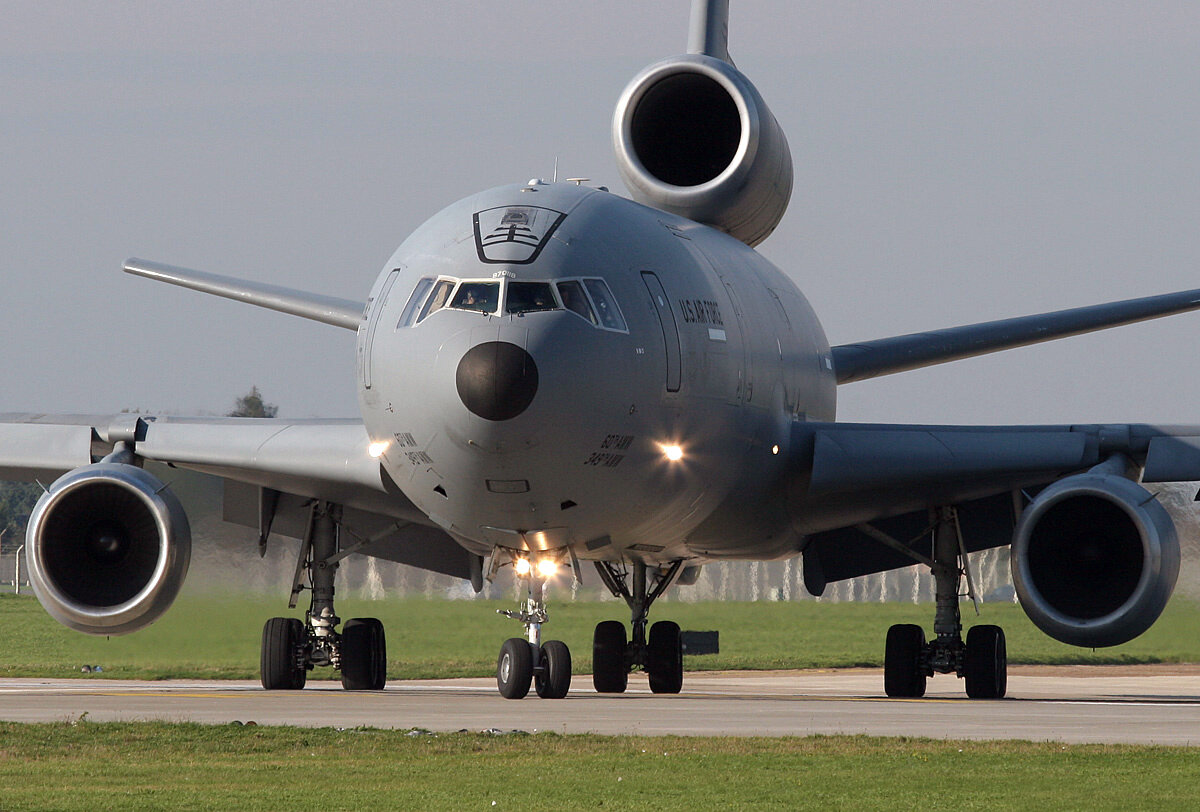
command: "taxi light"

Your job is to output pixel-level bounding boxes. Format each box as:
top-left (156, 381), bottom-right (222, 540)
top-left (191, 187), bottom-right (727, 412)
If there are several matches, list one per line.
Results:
top-left (514, 557), bottom-right (532, 576)
top-left (537, 559), bottom-right (559, 578)
top-left (661, 444), bottom-right (684, 462)
top-left (368, 441), bottom-right (389, 459)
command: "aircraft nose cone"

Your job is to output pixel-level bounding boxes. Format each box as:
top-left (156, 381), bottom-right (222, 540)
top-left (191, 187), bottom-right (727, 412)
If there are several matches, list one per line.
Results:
top-left (455, 341), bottom-right (539, 421)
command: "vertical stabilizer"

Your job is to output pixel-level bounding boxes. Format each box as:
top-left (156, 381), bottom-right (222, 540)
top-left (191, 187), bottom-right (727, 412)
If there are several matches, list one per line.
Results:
top-left (687, 0), bottom-right (731, 63)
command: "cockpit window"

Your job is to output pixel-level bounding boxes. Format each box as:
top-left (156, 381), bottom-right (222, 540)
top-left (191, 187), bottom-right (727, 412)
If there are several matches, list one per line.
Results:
top-left (398, 275), bottom-right (625, 331)
top-left (583, 278), bottom-right (627, 331)
top-left (506, 282), bottom-right (556, 314)
top-left (556, 280), bottom-right (597, 325)
top-left (416, 279), bottom-right (455, 323)
top-left (450, 282), bottom-right (500, 313)
top-left (397, 277), bottom-right (434, 328)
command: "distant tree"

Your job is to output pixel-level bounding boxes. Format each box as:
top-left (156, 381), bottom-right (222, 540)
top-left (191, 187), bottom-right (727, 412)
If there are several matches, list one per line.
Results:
top-left (0, 481), bottom-right (41, 552)
top-left (228, 386), bottom-right (278, 418)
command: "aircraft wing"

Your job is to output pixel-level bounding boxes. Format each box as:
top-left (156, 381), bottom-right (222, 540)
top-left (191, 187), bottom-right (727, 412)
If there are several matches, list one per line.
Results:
top-left (0, 413), bottom-right (479, 582)
top-left (831, 287), bottom-right (1200, 384)
top-left (786, 420), bottom-right (1200, 594)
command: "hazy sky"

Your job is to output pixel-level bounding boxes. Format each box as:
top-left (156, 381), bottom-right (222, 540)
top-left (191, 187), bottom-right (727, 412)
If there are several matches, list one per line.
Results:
top-left (2, 1), bottom-right (1199, 425)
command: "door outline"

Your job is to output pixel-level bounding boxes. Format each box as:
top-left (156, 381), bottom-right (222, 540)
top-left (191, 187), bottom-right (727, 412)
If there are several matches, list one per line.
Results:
top-left (641, 271), bottom-right (681, 393)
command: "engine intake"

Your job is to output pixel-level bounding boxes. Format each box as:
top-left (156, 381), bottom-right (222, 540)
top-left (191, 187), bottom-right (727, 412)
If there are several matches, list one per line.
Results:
top-left (613, 54), bottom-right (793, 247)
top-left (1011, 471), bottom-right (1178, 648)
top-left (26, 463), bottom-right (191, 636)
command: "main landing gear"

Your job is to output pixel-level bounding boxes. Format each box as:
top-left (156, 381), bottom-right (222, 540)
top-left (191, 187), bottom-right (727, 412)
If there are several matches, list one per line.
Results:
top-left (495, 552), bottom-right (572, 699)
top-left (883, 507), bottom-right (1007, 699)
top-left (260, 502), bottom-right (387, 691)
top-left (592, 561), bottom-right (684, 695)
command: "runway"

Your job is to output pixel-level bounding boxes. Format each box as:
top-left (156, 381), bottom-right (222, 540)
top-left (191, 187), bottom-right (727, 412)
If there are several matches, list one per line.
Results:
top-left (2, 666), bottom-right (1198, 745)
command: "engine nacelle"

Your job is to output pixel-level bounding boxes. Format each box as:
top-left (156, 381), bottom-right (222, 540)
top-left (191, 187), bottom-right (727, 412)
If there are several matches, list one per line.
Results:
top-left (25, 463), bottom-right (191, 636)
top-left (612, 54), bottom-right (793, 247)
top-left (1011, 472), bottom-right (1179, 648)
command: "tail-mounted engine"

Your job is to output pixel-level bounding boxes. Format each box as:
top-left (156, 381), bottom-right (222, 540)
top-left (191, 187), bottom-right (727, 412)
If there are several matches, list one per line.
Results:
top-left (612, 54), bottom-right (793, 247)
top-left (25, 462), bottom-right (191, 636)
top-left (1011, 469), bottom-right (1179, 648)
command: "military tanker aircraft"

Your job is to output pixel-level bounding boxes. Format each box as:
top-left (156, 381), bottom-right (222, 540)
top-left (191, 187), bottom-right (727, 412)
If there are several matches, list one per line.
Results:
top-left (4, 0), bottom-right (1200, 700)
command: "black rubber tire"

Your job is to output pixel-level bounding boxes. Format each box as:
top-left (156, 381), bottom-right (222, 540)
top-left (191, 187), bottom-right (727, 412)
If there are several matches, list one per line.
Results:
top-left (535, 640), bottom-right (572, 699)
top-left (592, 620), bottom-right (628, 694)
top-left (884, 623), bottom-right (927, 698)
top-left (261, 617), bottom-right (306, 690)
top-left (341, 617), bottom-right (387, 691)
top-left (497, 637), bottom-right (534, 699)
top-left (647, 620), bottom-right (683, 694)
top-left (964, 625), bottom-right (1007, 699)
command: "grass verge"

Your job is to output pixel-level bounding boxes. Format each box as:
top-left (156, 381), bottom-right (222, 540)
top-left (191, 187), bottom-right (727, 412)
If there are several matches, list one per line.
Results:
top-left (1, 593), bottom-right (1197, 680)
top-left (0, 722), bottom-right (1196, 811)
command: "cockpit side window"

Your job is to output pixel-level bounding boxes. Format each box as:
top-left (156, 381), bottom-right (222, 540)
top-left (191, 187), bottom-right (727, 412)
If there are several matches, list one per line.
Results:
top-left (583, 278), bottom-right (627, 331)
top-left (506, 282), bottom-right (557, 315)
top-left (417, 279), bottom-right (456, 323)
top-left (556, 280), bottom-right (597, 325)
top-left (397, 277), bottom-right (435, 328)
top-left (450, 281), bottom-right (500, 313)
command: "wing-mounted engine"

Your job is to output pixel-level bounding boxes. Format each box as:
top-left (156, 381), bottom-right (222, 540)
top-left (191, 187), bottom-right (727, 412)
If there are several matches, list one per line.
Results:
top-left (25, 462), bottom-right (191, 636)
top-left (1011, 467), bottom-right (1179, 648)
top-left (612, 53), bottom-right (793, 247)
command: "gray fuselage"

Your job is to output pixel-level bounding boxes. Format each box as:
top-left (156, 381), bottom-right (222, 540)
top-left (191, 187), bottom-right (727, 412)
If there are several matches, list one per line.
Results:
top-left (356, 181), bottom-right (835, 565)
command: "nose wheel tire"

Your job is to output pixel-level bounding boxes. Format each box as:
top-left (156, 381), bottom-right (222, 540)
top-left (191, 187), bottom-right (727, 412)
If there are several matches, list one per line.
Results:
top-left (884, 623), bottom-right (927, 698)
top-left (341, 617), bottom-right (387, 691)
top-left (593, 620), bottom-right (629, 693)
top-left (535, 639), bottom-right (572, 699)
top-left (964, 625), bottom-right (1007, 699)
top-left (261, 617), bottom-right (307, 690)
top-left (497, 637), bottom-right (535, 699)
top-left (647, 620), bottom-right (683, 694)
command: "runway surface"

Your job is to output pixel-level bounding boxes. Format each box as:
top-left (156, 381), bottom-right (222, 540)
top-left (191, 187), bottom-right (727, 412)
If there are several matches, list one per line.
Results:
top-left (2, 666), bottom-right (1199, 745)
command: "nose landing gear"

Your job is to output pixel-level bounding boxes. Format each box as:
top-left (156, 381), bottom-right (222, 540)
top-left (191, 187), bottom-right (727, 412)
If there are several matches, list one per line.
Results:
top-left (495, 552), bottom-right (572, 699)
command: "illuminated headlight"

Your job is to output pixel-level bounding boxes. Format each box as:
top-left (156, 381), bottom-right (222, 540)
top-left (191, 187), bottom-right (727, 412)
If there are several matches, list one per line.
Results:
top-left (368, 441), bottom-right (389, 459)
top-left (537, 559), bottom-right (558, 578)
top-left (661, 443), bottom-right (684, 462)
top-left (514, 557), bottom-right (532, 577)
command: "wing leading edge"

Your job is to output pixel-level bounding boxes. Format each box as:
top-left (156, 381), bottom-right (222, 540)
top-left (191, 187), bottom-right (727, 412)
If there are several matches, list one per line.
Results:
top-left (831, 287), bottom-right (1200, 384)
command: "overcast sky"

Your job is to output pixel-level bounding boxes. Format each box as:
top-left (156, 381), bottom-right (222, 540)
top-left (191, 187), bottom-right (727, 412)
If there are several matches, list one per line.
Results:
top-left (2, 1), bottom-right (1198, 425)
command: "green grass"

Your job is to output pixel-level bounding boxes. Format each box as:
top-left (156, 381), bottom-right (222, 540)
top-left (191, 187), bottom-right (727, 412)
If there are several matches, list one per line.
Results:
top-left (2, 592), bottom-right (1198, 681)
top-left (0, 722), bottom-right (1196, 810)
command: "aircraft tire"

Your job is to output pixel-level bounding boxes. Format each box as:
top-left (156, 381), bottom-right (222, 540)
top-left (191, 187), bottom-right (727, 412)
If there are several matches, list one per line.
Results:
top-left (647, 620), bottom-right (683, 694)
top-left (497, 637), bottom-right (534, 699)
top-left (261, 617), bottom-right (306, 690)
top-left (535, 640), bottom-right (572, 699)
top-left (884, 623), bottom-right (926, 698)
top-left (341, 617), bottom-right (387, 690)
top-left (592, 621), bottom-right (628, 693)
top-left (963, 625), bottom-right (1007, 699)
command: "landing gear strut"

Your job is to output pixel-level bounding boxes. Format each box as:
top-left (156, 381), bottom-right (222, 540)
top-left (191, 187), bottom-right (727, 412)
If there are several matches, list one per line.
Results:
top-left (592, 560), bottom-right (684, 694)
top-left (883, 507), bottom-right (1006, 699)
top-left (495, 552), bottom-right (572, 699)
top-left (260, 501), bottom-right (387, 691)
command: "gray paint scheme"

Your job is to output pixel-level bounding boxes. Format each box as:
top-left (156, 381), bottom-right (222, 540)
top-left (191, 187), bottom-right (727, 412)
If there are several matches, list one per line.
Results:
top-left (4, 0), bottom-right (1200, 654)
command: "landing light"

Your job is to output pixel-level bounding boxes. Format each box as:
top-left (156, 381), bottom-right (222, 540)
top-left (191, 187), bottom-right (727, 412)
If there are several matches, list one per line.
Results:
top-left (368, 441), bottom-right (389, 459)
top-left (537, 559), bottom-right (559, 578)
top-left (514, 557), bottom-right (532, 577)
top-left (661, 444), bottom-right (684, 462)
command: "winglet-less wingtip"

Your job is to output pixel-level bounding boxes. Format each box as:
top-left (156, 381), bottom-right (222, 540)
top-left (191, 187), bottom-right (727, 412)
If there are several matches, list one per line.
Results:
top-left (832, 287), bottom-right (1200, 384)
top-left (124, 258), bottom-right (365, 331)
